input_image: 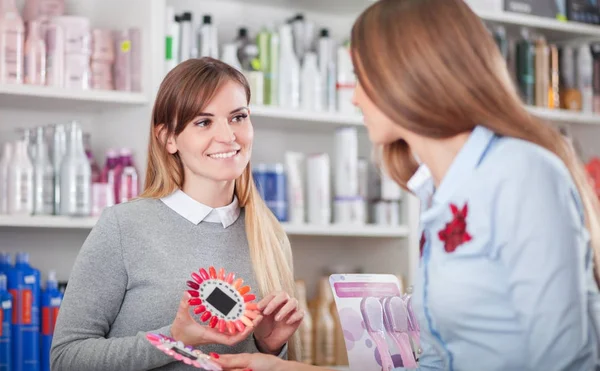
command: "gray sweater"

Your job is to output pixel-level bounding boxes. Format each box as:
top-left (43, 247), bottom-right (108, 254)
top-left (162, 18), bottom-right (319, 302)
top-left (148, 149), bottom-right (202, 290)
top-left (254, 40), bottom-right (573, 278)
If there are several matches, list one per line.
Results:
top-left (51, 198), bottom-right (272, 371)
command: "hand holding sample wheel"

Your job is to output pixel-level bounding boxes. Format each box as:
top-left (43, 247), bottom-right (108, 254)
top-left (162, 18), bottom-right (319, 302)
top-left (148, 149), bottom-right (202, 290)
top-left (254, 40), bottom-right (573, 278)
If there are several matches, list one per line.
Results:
top-left (171, 266), bottom-right (263, 347)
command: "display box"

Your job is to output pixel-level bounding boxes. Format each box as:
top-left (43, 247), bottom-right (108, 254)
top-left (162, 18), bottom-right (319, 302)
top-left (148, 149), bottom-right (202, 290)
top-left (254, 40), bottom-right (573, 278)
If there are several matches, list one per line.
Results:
top-left (504, 0), bottom-right (567, 20)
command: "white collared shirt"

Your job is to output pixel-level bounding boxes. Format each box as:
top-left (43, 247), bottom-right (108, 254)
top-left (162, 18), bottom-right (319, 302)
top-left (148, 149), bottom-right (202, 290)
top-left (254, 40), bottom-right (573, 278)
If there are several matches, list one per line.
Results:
top-left (160, 189), bottom-right (241, 228)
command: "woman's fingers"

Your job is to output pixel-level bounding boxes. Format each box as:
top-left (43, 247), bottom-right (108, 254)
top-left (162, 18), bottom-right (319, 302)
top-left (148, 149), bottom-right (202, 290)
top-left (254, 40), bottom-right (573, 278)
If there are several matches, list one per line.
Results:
top-left (176, 292), bottom-right (192, 321)
top-left (261, 292), bottom-right (290, 316)
top-left (215, 354), bottom-right (251, 369)
top-left (274, 298), bottom-right (298, 322)
top-left (286, 308), bottom-right (305, 325)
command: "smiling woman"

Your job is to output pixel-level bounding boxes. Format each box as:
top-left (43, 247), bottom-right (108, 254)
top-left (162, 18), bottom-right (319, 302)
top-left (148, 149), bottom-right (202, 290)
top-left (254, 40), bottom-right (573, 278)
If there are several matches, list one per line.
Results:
top-left (50, 58), bottom-right (301, 371)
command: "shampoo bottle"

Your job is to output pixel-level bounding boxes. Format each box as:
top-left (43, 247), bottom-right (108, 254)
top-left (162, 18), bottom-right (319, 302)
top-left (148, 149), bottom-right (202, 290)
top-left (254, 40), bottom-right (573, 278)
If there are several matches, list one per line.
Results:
top-left (516, 28), bottom-right (535, 105)
top-left (0, 143), bottom-right (12, 215)
top-left (295, 280), bottom-right (313, 364)
top-left (51, 124), bottom-right (66, 215)
top-left (313, 277), bottom-right (335, 366)
top-left (40, 270), bottom-right (62, 371)
top-left (578, 44), bottom-right (594, 113)
top-left (278, 24), bottom-right (300, 109)
top-left (24, 20), bottom-right (46, 85)
top-left (561, 45), bottom-right (582, 111)
top-left (0, 274), bottom-right (11, 371)
top-left (60, 122), bottom-right (91, 216)
top-left (8, 252), bottom-right (41, 371)
top-left (32, 127), bottom-right (54, 215)
top-left (0, 0), bottom-right (24, 84)
top-left (301, 52), bottom-right (322, 112)
top-left (8, 140), bottom-right (34, 215)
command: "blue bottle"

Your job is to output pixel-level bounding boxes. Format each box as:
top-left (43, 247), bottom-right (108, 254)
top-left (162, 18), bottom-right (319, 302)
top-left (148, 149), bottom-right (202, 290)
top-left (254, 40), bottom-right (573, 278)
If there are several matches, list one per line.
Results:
top-left (0, 254), bottom-right (11, 275)
top-left (0, 274), bottom-right (12, 371)
top-left (41, 271), bottom-right (62, 371)
top-left (8, 253), bottom-right (40, 371)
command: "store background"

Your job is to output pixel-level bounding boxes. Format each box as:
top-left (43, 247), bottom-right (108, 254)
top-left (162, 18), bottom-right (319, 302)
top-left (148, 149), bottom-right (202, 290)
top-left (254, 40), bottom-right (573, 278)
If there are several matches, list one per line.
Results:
top-left (0, 0), bottom-right (600, 369)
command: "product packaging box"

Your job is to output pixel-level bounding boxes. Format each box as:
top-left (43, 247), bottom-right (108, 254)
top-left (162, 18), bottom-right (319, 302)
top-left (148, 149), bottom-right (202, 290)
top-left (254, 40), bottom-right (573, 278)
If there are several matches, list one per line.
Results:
top-left (329, 274), bottom-right (419, 371)
top-left (504, 0), bottom-right (567, 20)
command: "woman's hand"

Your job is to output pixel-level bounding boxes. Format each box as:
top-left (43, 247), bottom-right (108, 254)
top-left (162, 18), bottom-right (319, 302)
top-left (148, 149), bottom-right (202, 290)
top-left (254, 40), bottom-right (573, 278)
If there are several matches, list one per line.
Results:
top-left (215, 352), bottom-right (284, 371)
top-left (253, 291), bottom-right (304, 354)
top-left (171, 293), bottom-right (263, 347)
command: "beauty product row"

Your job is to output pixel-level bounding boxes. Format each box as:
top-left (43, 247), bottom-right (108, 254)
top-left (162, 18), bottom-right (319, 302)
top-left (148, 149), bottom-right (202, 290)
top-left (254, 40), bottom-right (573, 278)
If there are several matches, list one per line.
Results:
top-left (0, 123), bottom-right (139, 218)
top-left (0, 252), bottom-right (63, 371)
top-left (253, 127), bottom-right (403, 227)
top-left (0, 0), bottom-right (142, 91)
top-left (165, 10), bottom-right (358, 115)
top-left (490, 25), bottom-right (599, 113)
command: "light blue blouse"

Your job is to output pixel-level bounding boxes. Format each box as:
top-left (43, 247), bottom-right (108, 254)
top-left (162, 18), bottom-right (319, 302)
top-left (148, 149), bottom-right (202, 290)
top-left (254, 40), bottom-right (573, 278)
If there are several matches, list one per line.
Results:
top-left (398, 126), bottom-right (600, 371)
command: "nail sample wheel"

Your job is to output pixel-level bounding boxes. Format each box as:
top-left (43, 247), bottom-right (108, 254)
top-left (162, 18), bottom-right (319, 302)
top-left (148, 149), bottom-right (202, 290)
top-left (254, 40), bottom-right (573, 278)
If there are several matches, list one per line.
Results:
top-left (186, 266), bottom-right (258, 335)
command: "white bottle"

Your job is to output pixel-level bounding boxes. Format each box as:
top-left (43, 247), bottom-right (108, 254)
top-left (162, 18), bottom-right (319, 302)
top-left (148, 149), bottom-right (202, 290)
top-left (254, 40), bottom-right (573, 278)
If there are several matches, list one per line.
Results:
top-left (577, 44), bottom-right (593, 113)
top-left (32, 126), bottom-right (54, 215)
top-left (165, 6), bottom-right (179, 74)
top-left (337, 44), bottom-right (357, 115)
top-left (278, 24), bottom-right (300, 109)
top-left (7, 140), bottom-right (34, 215)
top-left (318, 29), bottom-right (334, 111)
top-left (60, 122), bottom-right (91, 216)
top-left (221, 43), bottom-right (242, 71)
top-left (52, 123), bottom-right (67, 215)
top-left (269, 24), bottom-right (280, 107)
top-left (301, 52), bottom-right (323, 112)
top-left (307, 153), bottom-right (331, 225)
top-left (179, 12), bottom-right (192, 61)
top-left (334, 127), bottom-right (358, 198)
top-left (0, 142), bottom-right (12, 214)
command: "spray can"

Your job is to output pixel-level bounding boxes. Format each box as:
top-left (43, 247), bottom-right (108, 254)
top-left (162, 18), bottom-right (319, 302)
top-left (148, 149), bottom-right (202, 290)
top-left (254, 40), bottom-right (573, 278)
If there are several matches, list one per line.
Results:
top-left (41, 271), bottom-right (62, 371)
top-left (8, 253), bottom-right (40, 371)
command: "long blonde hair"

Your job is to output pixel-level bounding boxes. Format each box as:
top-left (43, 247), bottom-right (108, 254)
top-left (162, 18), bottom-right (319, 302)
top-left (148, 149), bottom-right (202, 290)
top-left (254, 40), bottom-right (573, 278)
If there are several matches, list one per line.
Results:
top-left (351, 0), bottom-right (600, 285)
top-left (141, 58), bottom-right (299, 359)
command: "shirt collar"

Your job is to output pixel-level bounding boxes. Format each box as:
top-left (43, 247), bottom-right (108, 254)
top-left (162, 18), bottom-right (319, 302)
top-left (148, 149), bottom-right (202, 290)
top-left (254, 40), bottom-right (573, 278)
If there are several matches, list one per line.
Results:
top-left (160, 189), bottom-right (241, 228)
top-left (407, 125), bottom-right (497, 207)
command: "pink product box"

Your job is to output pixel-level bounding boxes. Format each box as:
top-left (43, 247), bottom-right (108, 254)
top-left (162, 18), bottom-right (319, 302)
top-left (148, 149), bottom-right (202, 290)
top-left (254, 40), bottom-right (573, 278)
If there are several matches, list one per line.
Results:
top-left (51, 16), bottom-right (91, 55)
top-left (92, 29), bottom-right (115, 63)
top-left (64, 54), bottom-right (90, 90)
top-left (91, 61), bottom-right (114, 90)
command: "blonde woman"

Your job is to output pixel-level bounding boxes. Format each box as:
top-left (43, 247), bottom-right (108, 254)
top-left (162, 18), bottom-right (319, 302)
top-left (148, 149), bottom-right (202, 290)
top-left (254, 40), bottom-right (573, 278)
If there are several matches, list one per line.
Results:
top-left (51, 58), bottom-right (302, 371)
top-left (214, 0), bottom-right (600, 370)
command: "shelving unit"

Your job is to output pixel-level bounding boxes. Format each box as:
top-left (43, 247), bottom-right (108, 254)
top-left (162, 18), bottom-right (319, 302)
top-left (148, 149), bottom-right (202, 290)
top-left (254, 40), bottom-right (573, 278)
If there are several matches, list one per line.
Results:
top-left (0, 84), bottom-right (148, 108)
top-left (0, 215), bottom-right (408, 238)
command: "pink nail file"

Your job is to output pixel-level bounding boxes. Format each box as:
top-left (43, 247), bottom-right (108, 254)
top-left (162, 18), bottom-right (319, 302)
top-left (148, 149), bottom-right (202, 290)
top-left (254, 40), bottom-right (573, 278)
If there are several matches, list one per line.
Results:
top-left (383, 297), bottom-right (418, 368)
top-left (361, 297), bottom-right (394, 371)
top-left (404, 295), bottom-right (422, 357)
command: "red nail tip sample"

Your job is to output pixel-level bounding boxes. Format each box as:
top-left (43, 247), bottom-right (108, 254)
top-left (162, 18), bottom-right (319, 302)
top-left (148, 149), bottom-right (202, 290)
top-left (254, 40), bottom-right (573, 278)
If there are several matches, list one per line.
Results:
top-left (187, 290), bottom-right (199, 298)
top-left (246, 303), bottom-right (258, 311)
top-left (227, 321), bottom-right (236, 335)
top-left (226, 272), bottom-right (235, 284)
top-left (199, 268), bottom-right (210, 280)
top-left (193, 305), bottom-right (206, 314)
top-left (238, 286), bottom-right (251, 295)
top-left (233, 278), bottom-right (243, 289)
top-left (218, 319), bottom-right (226, 333)
top-left (191, 272), bottom-right (203, 284)
top-left (218, 268), bottom-right (225, 280)
top-left (209, 316), bottom-right (219, 328)
top-left (209, 352), bottom-right (220, 359)
top-left (201, 311), bottom-right (212, 322)
top-left (243, 294), bottom-right (256, 302)
top-left (188, 298), bottom-right (202, 306)
top-left (186, 281), bottom-right (200, 290)
top-left (209, 266), bottom-right (217, 279)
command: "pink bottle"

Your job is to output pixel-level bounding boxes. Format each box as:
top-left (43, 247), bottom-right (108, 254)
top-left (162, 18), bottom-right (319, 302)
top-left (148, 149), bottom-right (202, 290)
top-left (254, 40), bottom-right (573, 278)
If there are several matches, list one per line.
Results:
top-left (0, 0), bottom-right (25, 84)
top-left (113, 29), bottom-right (132, 91)
top-left (91, 29), bottom-right (114, 90)
top-left (24, 20), bottom-right (46, 85)
top-left (118, 148), bottom-right (138, 203)
top-left (100, 149), bottom-right (120, 205)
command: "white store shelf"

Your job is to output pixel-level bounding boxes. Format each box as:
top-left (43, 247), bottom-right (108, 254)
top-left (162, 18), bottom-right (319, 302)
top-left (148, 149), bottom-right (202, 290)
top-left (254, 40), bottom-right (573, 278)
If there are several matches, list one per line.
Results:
top-left (250, 104), bottom-right (600, 127)
top-left (477, 10), bottom-right (600, 40)
top-left (0, 215), bottom-right (408, 238)
top-left (250, 105), bottom-right (363, 129)
top-left (526, 106), bottom-right (600, 125)
top-left (0, 83), bottom-right (147, 110)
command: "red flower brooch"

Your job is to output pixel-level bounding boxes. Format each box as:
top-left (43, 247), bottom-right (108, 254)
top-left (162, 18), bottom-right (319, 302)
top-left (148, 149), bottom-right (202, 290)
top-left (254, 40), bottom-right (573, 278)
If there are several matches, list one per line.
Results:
top-left (438, 203), bottom-right (472, 253)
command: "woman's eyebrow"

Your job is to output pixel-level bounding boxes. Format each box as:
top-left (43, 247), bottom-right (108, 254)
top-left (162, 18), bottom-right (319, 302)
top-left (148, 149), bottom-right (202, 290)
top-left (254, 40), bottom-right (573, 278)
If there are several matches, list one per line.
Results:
top-left (196, 107), bottom-right (248, 117)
